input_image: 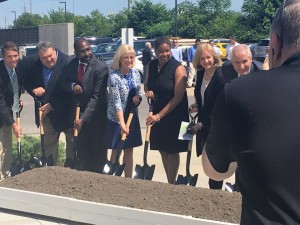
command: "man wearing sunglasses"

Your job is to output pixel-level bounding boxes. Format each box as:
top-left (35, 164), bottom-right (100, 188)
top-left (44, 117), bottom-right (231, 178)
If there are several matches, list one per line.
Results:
top-left (202, 1), bottom-right (300, 224)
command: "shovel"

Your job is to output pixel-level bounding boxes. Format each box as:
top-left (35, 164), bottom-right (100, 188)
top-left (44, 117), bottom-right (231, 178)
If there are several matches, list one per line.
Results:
top-left (134, 98), bottom-right (155, 180)
top-left (103, 91), bottom-right (141, 176)
top-left (72, 95), bottom-right (81, 168)
top-left (175, 112), bottom-right (198, 186)
top-left (10, 100), bottom-right (24, 176)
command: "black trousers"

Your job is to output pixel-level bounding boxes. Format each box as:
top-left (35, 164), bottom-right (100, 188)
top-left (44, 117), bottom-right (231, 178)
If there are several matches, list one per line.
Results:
top-left (76, 115), bottom-right (107, 173)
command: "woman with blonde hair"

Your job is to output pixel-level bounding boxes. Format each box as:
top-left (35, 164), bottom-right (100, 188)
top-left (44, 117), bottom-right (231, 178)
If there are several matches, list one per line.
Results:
top-left (106, 44), bottom-right (142, 178)
top-left (189, 43), bottom-right (226, 189)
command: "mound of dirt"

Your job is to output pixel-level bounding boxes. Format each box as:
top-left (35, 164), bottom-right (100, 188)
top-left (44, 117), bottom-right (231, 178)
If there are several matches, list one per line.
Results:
top-left (0, 166), bottom-right (241, 223)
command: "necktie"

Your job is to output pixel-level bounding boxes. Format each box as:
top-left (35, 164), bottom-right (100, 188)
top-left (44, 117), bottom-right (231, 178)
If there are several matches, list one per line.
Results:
top-left (78, 63), bottom-right (85, 83)
top-left (11, 69), bottom-right (19, 112)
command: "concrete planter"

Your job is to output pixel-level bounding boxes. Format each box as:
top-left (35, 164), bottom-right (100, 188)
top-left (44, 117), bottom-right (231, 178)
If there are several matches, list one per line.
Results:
top-left (0, 187), bottom-right (238, 225)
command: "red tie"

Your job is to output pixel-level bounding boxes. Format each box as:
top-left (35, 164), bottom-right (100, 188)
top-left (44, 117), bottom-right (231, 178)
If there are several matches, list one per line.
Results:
top-left (78, 63), bottom-right (85, 83)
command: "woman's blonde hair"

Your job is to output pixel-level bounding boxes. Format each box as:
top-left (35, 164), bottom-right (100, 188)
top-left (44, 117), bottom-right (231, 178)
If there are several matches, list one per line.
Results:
top-left (192, 43), bottom-right (222, 70)
top-left (112, 44), bottom-right (136, 70)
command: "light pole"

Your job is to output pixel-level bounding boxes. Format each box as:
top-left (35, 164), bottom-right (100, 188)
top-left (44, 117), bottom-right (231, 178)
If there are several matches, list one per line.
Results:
top-left (11, 10), bottom-right (16, 24)
top-left (175, 0), bottom-right (178, 36)
top-left (59, 1), bottom-right (66, 21)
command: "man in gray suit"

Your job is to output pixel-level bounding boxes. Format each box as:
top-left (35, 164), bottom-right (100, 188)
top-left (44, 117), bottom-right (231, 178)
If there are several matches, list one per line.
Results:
top-left (62, 38), bottom-right (109, 173)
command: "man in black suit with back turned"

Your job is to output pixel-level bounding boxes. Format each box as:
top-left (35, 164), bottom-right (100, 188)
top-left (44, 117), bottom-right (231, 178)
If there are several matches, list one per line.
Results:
top-left (0, 42), bottom-right (22, 180)
top-left (203, 1), bottom-right (300, 223)
top-left (62, 38), bottom-right (109, 173)
top-left (24, 41), bottom-right (73, 166)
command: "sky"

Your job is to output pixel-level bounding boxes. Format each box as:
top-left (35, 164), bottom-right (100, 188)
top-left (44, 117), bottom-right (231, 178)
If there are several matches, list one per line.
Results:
top-left (0, 0), bottom-right (244, 29)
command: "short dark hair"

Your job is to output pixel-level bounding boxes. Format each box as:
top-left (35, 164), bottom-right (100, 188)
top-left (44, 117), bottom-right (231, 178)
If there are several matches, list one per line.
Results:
top-left (229, 35), bottom-right (236, 40)
top-left (154, 36), bottom-right (171, 51)
top-left (1, 41), bottom-right (18, 56)
top-left (74, 38), bottom-right (88, 50)
top-left (195, 38), bottom-right (201, 42)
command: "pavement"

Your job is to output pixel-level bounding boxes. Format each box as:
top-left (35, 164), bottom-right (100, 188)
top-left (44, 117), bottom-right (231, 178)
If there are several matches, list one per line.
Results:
top-left (0, 87), bottom-right (235, 224)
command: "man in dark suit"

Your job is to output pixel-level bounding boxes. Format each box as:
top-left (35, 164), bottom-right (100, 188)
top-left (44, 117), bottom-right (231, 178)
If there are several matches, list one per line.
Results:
top-left (203, 1), bottom-right (300, 223)
top-left (221, 44), bottom-right (262, 192)
top-left (62, 38), bottom-right (109, 173)
top-left (222, 44), bottom-right (262, 82)
top-left (24, 41), bottom-right (73, 166)
top-left (0, 42), bottom-right (22, 180)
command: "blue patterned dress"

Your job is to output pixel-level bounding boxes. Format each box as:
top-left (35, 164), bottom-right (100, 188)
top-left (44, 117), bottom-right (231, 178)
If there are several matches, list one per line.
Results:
top-left (106, 68), bottom-right (143, 149)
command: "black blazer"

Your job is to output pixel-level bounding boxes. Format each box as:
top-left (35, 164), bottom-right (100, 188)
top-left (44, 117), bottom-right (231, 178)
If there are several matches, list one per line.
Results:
top-left (0, 60), bottom-right (23, 128)
top-left (23, 50), bottom-right (72, 131)
top-left (222, 60), bottom-right (262, 82)
top-left (62, 55), bottom-right (109, 124)
top-left (194, 66), bottom-right (227, 128)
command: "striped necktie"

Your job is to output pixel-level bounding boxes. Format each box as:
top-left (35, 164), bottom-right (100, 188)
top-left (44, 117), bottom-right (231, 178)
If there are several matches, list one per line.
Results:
top-left (11, 69), bottom-right (19, 112)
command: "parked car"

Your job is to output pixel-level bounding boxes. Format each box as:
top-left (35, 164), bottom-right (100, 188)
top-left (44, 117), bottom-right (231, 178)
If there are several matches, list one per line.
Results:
top-left (94, 42), bottom-right (118, 62)
top-left (75, 36), bottom-right (114, 50)
top-left (247, 43), bottom-right (258, 58)
top-left (254, 38), bottom-right (270, 62)
top-left (214, 43), bottom-right (228, 60)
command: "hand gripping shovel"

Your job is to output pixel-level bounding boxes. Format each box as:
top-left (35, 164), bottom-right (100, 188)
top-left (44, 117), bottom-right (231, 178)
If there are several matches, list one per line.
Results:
top-left (175, 112), bottom-right (199, 186)
top-left (134, 98), bottom-right (155, 180)
top-left (104, 96), bottom-right (141, 176)
top-left (10, 100), bottom-right (24, 176)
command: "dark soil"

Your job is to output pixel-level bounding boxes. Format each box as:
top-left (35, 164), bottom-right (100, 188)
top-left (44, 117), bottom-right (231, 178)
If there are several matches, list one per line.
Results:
top-left (0, 167), bottom-right (242, 223)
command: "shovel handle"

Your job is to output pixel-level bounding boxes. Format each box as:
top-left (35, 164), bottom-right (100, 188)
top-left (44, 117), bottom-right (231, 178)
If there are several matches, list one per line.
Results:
top-left (74, 106), bottom-right (80, 136)
top-left (121, 112), bottom-right (134, 141)
top-left (16, 112), bottom-right (21, 142)
top-left (39, 108), bottom-right (44, 135)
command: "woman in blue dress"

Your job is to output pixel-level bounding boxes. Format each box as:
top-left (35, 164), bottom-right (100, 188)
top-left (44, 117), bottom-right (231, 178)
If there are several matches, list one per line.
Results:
top-left (106, 44), bottom-right (142, 178)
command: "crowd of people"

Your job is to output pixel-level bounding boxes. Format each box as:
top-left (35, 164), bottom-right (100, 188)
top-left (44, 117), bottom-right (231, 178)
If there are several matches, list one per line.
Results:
top-left (1, 1), bottom-right (300, 223)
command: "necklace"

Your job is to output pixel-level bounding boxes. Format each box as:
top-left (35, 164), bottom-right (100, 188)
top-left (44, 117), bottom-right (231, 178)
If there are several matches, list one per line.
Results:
top-left (204, 68), bottom-right (215, 81)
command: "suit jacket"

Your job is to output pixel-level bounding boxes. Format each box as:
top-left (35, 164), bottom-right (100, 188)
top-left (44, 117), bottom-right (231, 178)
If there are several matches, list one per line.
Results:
top-left (23, 50), bottom-right (72, 131)
top-left (222, 60), bottom-right (262, 82)
top-left (194, 66), bottom-right (227, 128)
top-left (62, 55), bottom-right (109, 124)
top-left (0, 60), bottom-right (23, 128)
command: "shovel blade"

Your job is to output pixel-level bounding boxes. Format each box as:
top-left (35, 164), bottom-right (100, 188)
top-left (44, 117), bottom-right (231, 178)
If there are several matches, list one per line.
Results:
top-left (176, 174), bottom-right (188, 185)
top-left (134, 164), bottom-right (145, 179)
top-left (103, 161), bottom-right (125, 176)
top-left (188, 174), bottom-right (198, 186)
top-left (144, 164), bottom-right (155, 180)
top-left (114, 163), bottom-right (126, 176)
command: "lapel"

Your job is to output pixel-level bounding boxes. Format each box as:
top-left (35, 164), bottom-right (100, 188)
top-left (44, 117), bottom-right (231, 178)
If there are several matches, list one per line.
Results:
top-left (82, 58), bottom-right (94, 86)
top-left (0, 61), bottom-right (13, 93)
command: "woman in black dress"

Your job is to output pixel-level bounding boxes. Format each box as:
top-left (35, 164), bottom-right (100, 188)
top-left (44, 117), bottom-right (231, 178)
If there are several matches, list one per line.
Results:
top-left (144, 37), bottom-right (189, 184)
top-left (189, 43), bottom-right (226, 189)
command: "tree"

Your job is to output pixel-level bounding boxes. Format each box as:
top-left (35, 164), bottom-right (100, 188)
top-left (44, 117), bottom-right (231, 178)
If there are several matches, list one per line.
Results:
top-left (14, 13), bottom-right (47, 28)
top-left (128, 0), bottom-right (171, 36)
top-left (241, 0), bottom-right (282, 39)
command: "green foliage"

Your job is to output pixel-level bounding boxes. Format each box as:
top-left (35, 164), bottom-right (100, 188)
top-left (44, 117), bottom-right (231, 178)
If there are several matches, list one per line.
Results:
top-left (12, 135), bottom-right (66, 166)
top-left (10, 0), bottom-right (284, 42)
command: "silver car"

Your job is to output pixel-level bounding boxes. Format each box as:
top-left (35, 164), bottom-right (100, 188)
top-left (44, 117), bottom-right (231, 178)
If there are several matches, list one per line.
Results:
top-left (254, 38), bottom-right (270, 62)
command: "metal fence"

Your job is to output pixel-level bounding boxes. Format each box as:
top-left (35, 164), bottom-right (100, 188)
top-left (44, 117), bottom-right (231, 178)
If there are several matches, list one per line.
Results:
top-left (0, 27), bottom-right (39, 47)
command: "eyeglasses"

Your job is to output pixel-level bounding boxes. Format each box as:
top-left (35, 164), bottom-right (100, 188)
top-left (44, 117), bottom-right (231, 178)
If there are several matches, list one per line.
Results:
top-left (173, 41), bottom-right (178, 44)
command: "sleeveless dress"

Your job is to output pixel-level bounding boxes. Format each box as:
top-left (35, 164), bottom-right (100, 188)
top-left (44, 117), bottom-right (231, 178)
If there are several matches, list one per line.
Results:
top-left (148, 57), bottom-right (189, 153)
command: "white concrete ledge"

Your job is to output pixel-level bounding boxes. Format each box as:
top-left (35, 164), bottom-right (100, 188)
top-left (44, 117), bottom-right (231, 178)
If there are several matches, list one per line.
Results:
top-left (0, 187), bottom-right (238, 225)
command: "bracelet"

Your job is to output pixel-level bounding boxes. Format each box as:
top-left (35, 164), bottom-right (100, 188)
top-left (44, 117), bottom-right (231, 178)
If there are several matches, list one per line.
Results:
top-left (156, 114), bottom-right (160, 122)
